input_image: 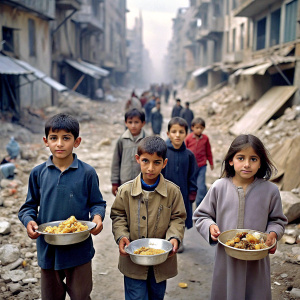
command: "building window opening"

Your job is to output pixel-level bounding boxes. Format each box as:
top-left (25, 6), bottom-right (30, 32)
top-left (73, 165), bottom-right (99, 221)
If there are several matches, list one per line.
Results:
top-left (284, 0), bottom-right (297, 43)
top-left (256, 17), bottom-right (266, 50)
top-left (2, 27), bottom-right (14, 52)
top-left (28, 19), bottom-right (36, 56)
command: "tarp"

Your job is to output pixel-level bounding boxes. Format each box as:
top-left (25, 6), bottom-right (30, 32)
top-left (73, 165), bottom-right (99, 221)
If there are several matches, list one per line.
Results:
top-left (230, 86), bottom-right (298, 135)
top-left (65, 59), bottom-right (109, 79)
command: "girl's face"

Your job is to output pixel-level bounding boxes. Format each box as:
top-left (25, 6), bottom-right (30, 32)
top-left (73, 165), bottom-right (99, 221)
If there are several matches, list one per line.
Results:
top-left (229, 146), bottom-right (261, 183)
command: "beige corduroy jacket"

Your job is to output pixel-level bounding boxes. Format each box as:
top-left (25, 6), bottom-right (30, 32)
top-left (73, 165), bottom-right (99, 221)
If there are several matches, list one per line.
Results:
top-left (110, 173), bottom-right (186, 283)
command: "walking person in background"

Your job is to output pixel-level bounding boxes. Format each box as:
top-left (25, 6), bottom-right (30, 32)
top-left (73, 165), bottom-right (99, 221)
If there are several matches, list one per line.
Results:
top-left (185, 117), bottom-right (214, 207)
top-left (144, 95), bottom-right (156, 124)
top-left (171, 98), bottom-right (183, 118)
top-left (150, 101), bottom-right (163, 136)
top-left (18, 113), bottom-right (106, 300)
top-left (180, 102), bottom-right (194, 132)
top-left (193, 134), bottom-right (287, 300)
top-left (164, 84), bottom-right (170, 104)
top-left (111, 108), bottom-right (147, 196)
top-left (162, 117), bottom-right (198, 252)
top-left (110, 136), bottom-right (186, 300)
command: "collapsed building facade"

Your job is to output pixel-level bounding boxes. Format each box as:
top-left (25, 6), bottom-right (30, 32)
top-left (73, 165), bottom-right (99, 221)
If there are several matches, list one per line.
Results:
top-left (168, 0), bottom-right (300, 117)
top-left (0, 0), bottom-right (129, 121)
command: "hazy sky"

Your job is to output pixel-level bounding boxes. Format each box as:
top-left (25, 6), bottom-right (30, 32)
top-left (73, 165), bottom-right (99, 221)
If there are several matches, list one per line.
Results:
top-left (127, 0), bottom-right (189, 83)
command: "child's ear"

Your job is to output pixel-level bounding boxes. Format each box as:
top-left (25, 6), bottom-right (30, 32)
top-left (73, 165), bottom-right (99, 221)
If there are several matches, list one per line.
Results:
top-left (229, 160), bottom-right (233, 166)
top-left (135, 154), bottom-right (140, 164)
top-left (43, 137), bottom-right (49, 147)
top-left (74, 137), bottom-right (81, 148)
top-left (162, 158), bottom-right (168, 169)
top-left (142, 121), bottom-right (146, 127)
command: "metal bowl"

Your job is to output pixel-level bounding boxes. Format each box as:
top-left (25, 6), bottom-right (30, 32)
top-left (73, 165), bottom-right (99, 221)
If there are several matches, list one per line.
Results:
top-left (218, 229), bottom-right (276, 261)
top-left (36, 220), bottom-right (96, 245)
top-left (125, 238), bottom-right (173, 266)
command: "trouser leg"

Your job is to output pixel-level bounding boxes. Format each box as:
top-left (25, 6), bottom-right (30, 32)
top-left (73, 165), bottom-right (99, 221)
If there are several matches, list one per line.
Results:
top-left (41, 268), bottom-right (66, 300)
top-left (148, 267), bottom-right (166, 300)
top-left (195, 165), bottom-right (207, 207)
top-left (124, 275), bottom-right (148, 300)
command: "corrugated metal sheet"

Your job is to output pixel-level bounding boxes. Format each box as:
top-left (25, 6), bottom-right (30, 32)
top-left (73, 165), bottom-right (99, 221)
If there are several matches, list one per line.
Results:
top-left (65, 59), bottom-right (109, 79)
top-left (15, 59), bottom-right (68, 92)
top-left (241, 62), bottom-right (273, 75)
top-left (230, 86), bottom-right (298, 136)
top-left (192, 66), bottom-right (210, 77)
top-left (0, 54), bottom-right (32, 75)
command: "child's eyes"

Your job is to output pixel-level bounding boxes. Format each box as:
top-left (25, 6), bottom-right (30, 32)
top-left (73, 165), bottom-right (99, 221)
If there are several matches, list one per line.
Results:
top-left (142, 159), bottom-right (149, 163)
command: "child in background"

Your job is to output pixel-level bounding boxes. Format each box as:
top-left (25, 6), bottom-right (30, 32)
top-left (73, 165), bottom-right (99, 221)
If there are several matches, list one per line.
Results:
top-left (185, 117), bottom-right (214, 207)
top-left (179, 102), bottom-right (194, 131)
top-left (193, 134), bottom-right (287, 300)
top-left (110, 136), bottom-right (186, 300)
top-left (150, 101), bottom-right (163, 135)
top-left (171, 98), bottom-right (183, 117)
top-left (111, 108), bottom-right (147, 195)
top-left (18, 113), bottom-right (106, 300)
top-left (162, 117), bottom-right (198, 252)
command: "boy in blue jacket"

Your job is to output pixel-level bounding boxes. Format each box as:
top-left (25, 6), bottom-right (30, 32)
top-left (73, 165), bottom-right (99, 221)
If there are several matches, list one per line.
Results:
top-left (18, 113), bottom-right (106, 300)
top-left (162, 117), bottom-right (198, 252)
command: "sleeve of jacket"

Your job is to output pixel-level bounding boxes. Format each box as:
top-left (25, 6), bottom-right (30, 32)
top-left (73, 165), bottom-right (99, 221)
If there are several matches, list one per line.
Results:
top-left (187, 150), bottom-right (198, 193)
top-left (18, 168), bottom-right (40, 228)
top-left (206, 137), bottom-right (214, 166)
top-left (166, 188), bottom-right (187, 242)
top-left (110, 189), bottom-right (130, 242)
top-left (110, 138), bottom-right (123, 184)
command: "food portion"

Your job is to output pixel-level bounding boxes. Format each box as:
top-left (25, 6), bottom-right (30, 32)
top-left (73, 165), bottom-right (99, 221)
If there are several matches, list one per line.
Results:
top-left (134, 246), bottom-right (166, 255)
top-left (43, 216), bottom-right (88, 234)
top-left (225, 231), bottom-right (268, 250)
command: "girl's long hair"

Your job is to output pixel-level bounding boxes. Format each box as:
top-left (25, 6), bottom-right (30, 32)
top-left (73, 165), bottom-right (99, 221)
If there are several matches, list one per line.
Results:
top-left (221, 134), bottom-right (277, 180)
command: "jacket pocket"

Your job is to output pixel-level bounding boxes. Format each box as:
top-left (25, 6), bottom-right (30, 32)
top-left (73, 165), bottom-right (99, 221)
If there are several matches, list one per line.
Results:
top-left (154, 205), bottom-right (172, 237)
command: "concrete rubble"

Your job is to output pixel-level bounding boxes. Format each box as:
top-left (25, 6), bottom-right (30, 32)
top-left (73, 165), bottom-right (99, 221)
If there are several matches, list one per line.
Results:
top-left (0, 86), bottom-right (299, 299)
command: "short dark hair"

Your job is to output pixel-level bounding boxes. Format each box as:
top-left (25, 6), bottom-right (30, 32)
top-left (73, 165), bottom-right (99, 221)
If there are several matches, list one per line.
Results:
top-left (137, 136), bottom-right (167, 160)
top-left (221, 134), bottom-right (276, 180)
top-left (176, 98), bottom-right (181, 103)
top-left (168, 117), bottom-right (188, 134)
top-left (191, 117), bottom-right (205, 127)
top-left (45, 113), bottom-right (79, 139)
top-left (185, 102), bottom-right (190, 106)
top-left (125, 108), bottom-right (145, 122)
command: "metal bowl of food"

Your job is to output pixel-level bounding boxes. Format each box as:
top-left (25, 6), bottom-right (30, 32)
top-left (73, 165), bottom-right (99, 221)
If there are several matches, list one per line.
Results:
top-left (218, 229), bottom-right (276, 261)
top-left (125, 238), bottom-right (173, 266)
top-left (36, 220), bottom-right (96, 246)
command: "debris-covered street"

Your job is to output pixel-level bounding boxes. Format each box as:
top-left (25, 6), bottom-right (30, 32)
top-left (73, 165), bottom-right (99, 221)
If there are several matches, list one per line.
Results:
top-left (0, 87), bottom-right (300, 299)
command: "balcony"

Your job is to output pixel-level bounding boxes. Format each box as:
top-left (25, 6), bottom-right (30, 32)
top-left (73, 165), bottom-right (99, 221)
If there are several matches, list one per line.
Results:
top-left (56, 0), bottom-right (81, 10)
top-left (223, 51), bottom-right (244, 64)
top-left (234, 0), bottom-right (279, 17)
top-left (195, 16), bottom-right (224, 41)
top-left (73, 13), bottom-right (103, 32)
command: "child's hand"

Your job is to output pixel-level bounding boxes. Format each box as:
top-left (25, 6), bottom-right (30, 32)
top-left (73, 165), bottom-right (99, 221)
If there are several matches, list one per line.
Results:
top-left (26, 221), bottom-right (40, 239)
top-left (90, 215), bottom-right (103, 235)
top-left (210, 224), bottom-right (220, 241)
top-left (119, 237), bottom-right (130, 256)
top-left (266, 232), bottom-right (277, 254)
top-left (112, 184), bottom-right (119, 196)
top-left (168, 238), bottom-right (179, 257)
top-left (210, 165), bottom-right (214, 171)
top-left (189, 191), bottom-right (197, 202)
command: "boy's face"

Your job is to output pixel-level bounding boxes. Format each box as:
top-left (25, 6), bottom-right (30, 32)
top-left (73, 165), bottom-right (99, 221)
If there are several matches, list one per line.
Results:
top-left (125, 116), bottom-right (145, 136)
top-left (135, 153), bottom-right (168, 185)
top-left (167, 124), bottom-right (187, 149)
top-left (43, 129), bottom-right (81, 163)
top-left (192, 124), bottom-right (205, 137)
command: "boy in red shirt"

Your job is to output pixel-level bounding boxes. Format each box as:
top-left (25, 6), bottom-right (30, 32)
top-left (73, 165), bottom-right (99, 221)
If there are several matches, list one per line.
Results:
top-left (185, 117), bottom-right (214, 207)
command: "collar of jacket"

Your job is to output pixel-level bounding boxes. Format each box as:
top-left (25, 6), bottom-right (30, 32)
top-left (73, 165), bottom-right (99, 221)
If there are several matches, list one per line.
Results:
top-left (166, 138), bottom-right (186, 151)
top-left (131, 173), bottom-right (167, 198)
top-left (122, 128), bottom-right (145, 141)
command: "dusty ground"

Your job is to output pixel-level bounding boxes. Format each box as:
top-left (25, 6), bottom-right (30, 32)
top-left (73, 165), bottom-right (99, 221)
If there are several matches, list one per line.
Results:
top-left (1, 88), bottom-right (299, 299)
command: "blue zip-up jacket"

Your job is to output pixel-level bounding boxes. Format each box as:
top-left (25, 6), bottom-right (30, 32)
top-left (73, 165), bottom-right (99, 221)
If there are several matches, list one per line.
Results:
top-left (162, 139), bottom-right (197, 228)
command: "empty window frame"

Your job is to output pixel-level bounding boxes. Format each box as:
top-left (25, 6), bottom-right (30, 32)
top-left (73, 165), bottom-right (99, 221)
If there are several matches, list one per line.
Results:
top-left (284, 0), bottom-right (297, 43)
top-left (240, 23), bottom-right (245, 50)
top-left (256, 17), bottom-right (266, 50)
top-left (2, 27), bottom-right (14, 52)
top-left (28, 18), bottom-right (36, 56)
top-left (232, 28), bottom-right (236, 52)
top-left (270, 8), bottom-right (281, 47)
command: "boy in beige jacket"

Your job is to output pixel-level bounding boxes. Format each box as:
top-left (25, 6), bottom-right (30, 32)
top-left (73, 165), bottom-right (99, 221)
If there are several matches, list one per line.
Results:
top-left (110, 135), bottom-right (186, 300)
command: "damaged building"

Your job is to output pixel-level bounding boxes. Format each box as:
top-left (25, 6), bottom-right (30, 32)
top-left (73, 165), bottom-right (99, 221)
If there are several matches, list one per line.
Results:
top-left (168, 0), bottom-right (300, 125)
top-left (0, 0), bottom-right (129, 122)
